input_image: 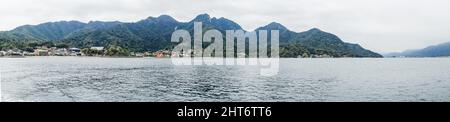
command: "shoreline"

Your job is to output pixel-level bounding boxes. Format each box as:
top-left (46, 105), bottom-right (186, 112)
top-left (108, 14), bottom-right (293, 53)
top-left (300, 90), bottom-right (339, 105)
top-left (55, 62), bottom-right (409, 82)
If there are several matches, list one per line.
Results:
top-left (0, 56), bottom-right (150, 58)
top-left (1, 56), bottom-right (450, 59)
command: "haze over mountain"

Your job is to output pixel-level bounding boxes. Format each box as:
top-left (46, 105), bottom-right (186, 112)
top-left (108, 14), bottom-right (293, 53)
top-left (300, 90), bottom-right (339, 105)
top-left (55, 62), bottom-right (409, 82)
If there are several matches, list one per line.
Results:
top-left (0, 14), bottom-right (382, 57)
top-left (385, 42), bottom-right (450, 57)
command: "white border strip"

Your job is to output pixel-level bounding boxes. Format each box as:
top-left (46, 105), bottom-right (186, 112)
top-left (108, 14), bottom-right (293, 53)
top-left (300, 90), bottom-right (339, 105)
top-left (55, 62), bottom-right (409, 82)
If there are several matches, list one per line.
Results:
top-left (0, 67), bottom-right (2, 102)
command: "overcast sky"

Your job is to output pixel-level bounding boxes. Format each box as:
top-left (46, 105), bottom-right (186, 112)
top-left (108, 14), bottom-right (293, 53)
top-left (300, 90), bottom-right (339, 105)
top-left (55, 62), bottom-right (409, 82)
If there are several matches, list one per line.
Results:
top-left (1, 0), bottom-right (449, 53)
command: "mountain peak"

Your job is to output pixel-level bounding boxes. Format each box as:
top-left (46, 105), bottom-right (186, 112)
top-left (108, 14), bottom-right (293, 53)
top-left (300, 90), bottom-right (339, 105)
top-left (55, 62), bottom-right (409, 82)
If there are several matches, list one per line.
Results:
top-left (210, 17), bottom-right (243, 30)
top-left (192, 13), bottom-right (211, 22)
top-left (142, 14), bottom-right (178, 22)
top-left (268, 22), bottom-right (287, 29)
top-left (307, 28), bottom-right (323, 32)
top-left (257, 22), bottom-right (289, 31)
top-left (157, 15), bottom-right (177, 22)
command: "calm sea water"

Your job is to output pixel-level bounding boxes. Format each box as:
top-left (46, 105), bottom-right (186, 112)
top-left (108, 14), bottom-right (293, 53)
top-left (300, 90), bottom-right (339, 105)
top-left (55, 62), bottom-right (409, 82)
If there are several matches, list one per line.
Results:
top-left (1, 57), bottom-right (449, 102)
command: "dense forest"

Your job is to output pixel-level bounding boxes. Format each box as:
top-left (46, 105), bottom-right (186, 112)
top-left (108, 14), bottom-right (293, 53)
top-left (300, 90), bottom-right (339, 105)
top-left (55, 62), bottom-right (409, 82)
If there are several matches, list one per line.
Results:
top-left (0, 14), bottom-right (382, 57)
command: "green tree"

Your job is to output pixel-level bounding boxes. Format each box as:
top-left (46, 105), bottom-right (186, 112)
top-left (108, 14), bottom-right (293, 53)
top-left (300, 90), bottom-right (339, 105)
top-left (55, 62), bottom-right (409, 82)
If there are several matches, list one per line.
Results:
top-left (105, 44), bottom-right (129, 56)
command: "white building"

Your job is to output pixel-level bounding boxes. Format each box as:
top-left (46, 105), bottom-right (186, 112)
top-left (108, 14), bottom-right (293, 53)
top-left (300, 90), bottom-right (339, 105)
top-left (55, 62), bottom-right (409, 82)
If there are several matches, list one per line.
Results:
top-left (0, 51), bottom-right (6, 56)
top-left (90, 47), bottom-right (104, 51)
top-left (69, 48), bottom-right (81, 56)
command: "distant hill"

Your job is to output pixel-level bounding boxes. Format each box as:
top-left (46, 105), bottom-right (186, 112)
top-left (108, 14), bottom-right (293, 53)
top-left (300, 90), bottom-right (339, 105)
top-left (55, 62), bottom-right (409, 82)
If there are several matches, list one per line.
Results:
top-left (0, 14), bottom-right (382, 57)
top-left (255, 22), bottom-right (381, 57)
top-left (385, 42), bottom-right (450, 57)
top-left (9, 21), bottom-right (122, 40)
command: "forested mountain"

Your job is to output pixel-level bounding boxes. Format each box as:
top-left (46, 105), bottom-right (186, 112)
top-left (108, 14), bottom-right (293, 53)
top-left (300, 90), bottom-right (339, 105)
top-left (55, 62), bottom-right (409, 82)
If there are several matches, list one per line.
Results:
top-left (256, 22), bottom-right (381, 57)
top-left (0, 14), bottom-right (382, 57)
top-left (385, 42), bottom-right (450, 57)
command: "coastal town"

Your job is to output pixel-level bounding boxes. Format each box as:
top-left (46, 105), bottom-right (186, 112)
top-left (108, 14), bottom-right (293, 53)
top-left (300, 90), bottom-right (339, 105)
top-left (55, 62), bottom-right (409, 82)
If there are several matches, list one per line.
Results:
top-left (0, 45), bottom-right (173, 58)
top-left (0, 45), bottom-right (338, 58)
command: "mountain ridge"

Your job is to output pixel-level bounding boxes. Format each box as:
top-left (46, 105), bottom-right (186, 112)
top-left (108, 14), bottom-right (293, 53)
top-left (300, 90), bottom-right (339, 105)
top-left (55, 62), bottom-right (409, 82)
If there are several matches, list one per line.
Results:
top-left (0, 14), bottom-right (382, 57)
top-left (385, 42), bottom-right (450, 57)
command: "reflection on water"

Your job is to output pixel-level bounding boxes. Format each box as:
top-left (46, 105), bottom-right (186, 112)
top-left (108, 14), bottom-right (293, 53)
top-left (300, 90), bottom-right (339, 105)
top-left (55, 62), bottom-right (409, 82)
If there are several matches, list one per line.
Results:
top-left (1, 57), bottom-right (450, 102)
